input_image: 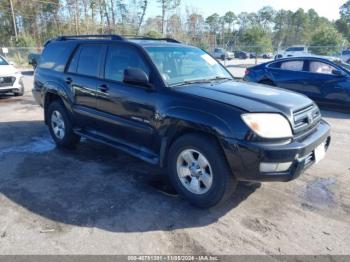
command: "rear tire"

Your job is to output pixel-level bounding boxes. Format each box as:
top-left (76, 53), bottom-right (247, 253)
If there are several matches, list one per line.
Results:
top-left (167, 134), bottom-right (237, 208)
top-left (47, 100), bottom-right (80, 148)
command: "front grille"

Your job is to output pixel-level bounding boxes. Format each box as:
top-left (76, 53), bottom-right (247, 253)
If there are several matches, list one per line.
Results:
top-left (292, 104), bottom-right (321, 135)
top-left (303, 151), bottom-right (314, 167)
top-left (0, 76), bottom-right (15, 87)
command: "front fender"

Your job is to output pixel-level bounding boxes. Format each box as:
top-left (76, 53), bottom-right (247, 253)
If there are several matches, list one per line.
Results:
top-left (160, 106), bottom-right (233, 138)
top-left (157, 106), bottom-right (236, 167)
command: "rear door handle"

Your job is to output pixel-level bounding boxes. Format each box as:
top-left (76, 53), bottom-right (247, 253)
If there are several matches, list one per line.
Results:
top-left (65, 77), bottom-right (72, 84)
top-left (99, 84), bottom-right (109, 93)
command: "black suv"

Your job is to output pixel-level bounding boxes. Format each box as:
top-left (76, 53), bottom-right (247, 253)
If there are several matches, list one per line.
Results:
top-left (33, 35), bottom-right (331, 208)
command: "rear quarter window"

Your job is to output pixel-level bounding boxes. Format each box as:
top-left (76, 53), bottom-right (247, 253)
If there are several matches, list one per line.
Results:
top-left (268, 62), bottom-right (281, 69)
top-left (39, 43), bottom-right (73, 72)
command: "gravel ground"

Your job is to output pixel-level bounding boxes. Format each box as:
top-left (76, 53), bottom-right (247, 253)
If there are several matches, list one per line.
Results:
top-left (0, 72), bottom-right (349, 255)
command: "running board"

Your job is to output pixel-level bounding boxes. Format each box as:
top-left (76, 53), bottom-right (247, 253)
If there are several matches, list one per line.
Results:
top-left (74, 129), bottom-right (159, 165)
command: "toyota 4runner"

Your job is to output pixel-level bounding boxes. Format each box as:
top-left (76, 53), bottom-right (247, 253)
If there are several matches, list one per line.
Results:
top-left (33, 35), bottom-right (331, 208)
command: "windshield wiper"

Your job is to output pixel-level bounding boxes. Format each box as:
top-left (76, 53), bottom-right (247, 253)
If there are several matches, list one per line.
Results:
top-left (206, 76), bottom-right (233, 82)
top-left (170, 79), bottom-right (213, 87)
top-left (170, 77), bottom-right (233, 88)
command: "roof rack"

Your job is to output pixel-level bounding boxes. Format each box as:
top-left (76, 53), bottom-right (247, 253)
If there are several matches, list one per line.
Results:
top-left (55, 34), bottom-right (125, 41)
top-left (44, 34), bottom-right (181, 46)
top-left (125, 36), bottom-right (181, 43)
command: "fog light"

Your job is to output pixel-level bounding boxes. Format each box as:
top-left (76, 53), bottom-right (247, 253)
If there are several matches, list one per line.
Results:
top-left (260, 162), bottom-right (293, 173)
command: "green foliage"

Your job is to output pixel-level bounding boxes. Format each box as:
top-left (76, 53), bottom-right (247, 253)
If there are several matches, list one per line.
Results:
top-left (16, 34), bottom-right (36, 48)
top-left (0, 0), bottom-right (348, 54)
top-left (145, 30), bottom-right (163, 38)
top-left (205, 13), bottom-right (220, 33)
top-left (12, 52), bottom-right (26, 66)
top-left (335, 18), bottom-right (350, 42)
top-left (310, 26), bottom-right (346, 55)
top-left (239, 26), bottom-right (273, 53)
top-left (223, 11), bottom-right (236, 32)
top-left (340, 1), bottom-right (350, 23)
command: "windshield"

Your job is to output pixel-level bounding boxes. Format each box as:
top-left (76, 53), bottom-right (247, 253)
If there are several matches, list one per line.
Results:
top-left (0, 56), bottom-right (9, 65)
top-left (333, 59), bottom-right (350, 72)
top-left (145, 46), bottom-right (233, 87)
top-left (286, 47), bottom-right (304, 52)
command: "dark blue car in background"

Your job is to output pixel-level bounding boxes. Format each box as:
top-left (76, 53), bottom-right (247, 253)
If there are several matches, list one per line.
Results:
top-left (244, 57), bottom-right (350, 111)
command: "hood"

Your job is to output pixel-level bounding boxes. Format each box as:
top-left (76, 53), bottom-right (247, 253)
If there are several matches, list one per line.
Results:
top-left (175, 80), bottom-right (313, 118)
top-left (0, 65), bottom-right (18, 76)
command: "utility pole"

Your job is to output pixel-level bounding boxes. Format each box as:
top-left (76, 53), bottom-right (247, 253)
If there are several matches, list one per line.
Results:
top-left (9, 0), bottom-right (18, 42)
top-left (74, 0), bottom-right (80, 35)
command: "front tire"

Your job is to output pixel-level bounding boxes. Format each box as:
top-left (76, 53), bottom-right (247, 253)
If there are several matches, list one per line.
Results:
top-left (47, 100), bottom-right (80, 148)
top-left (167, 134), bottom-right (237, 208)
top-left (14, 87), bottom-right (24, 96)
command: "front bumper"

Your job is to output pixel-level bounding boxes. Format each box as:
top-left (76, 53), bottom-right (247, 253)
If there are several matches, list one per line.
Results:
top-left (223, 119), bottom-right (331, 182)
top-left (0, 76), bottom-right (23, 93)
top-left (32, 88), bottom-right (41, 105)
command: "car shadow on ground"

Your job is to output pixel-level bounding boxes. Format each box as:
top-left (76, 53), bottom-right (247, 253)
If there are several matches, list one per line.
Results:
top-left (21, 70), bottom-right (34, 76)
top-left (0, 120), bottom-right (260, 233)
top-left (0, 94), bottom-right (37, 106)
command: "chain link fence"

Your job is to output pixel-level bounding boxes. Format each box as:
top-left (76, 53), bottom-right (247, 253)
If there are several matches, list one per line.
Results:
top-left (0, 43), bottom-right (348, 69)
top-left (0, 47), bottom-right (43, 67)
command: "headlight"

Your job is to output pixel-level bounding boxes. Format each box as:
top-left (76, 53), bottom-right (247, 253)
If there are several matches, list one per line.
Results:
top-left (241, 113), bottom-right (292, 139)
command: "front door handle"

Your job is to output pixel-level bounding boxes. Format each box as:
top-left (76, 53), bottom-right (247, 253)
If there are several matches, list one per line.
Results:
top-left (99, 84), bottom-right (109, 92)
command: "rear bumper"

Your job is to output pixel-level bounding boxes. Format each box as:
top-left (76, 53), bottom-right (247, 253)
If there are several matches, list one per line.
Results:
top-left (222, 120), bottom-right (331, 182)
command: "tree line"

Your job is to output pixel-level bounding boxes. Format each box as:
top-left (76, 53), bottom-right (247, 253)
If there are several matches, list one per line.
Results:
top-left (1, 0), bottom-right (350, 55)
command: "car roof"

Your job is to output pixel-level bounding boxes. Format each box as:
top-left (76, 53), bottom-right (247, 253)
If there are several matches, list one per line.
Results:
top-left (45, 35), bottom-right (191, 49)
top-left (128, 39), bottom-right (191, 48)
top-left (271, 56), bottom-right (340, 63)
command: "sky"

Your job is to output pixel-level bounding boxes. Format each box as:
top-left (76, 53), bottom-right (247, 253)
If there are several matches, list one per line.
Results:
top-left (146, 0), bottom-right (346, 21)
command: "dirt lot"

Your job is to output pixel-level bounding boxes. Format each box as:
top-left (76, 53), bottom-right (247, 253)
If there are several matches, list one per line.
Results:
top-left (0, 72), bottom-right (349, 255)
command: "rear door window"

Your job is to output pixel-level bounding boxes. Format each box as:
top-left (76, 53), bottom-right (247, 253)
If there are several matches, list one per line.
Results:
top-left (76, 45), bottom-right (104, 77)
top-left (280, 61), bottom-right (304, 71)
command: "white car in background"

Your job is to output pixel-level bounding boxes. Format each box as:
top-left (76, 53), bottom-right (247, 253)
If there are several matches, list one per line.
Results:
top-left (341, 49), bottom-right (350, 63)
top-left (211, 48), bottom-right (234, 60)
top-left (275, 46), bottom-right (311, 60)
top-left (0, 55), bottom-right (24, 96)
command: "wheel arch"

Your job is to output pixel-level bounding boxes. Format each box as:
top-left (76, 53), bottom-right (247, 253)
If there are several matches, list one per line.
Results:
top-left (158, 108), bottom-right (234, 170)
top-left (43, 90), bottom-right (73, 125)
top-left (258, 78), bottom-right (275, 86)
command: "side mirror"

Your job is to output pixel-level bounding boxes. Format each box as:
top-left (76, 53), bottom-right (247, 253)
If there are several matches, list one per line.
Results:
top-left (332, 69), bottom-right (345, 77)
top-left (123, 68), bottom-right (151, 88)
